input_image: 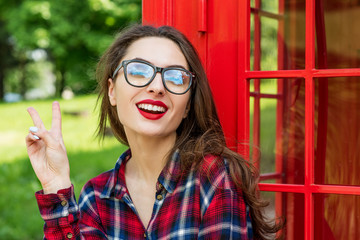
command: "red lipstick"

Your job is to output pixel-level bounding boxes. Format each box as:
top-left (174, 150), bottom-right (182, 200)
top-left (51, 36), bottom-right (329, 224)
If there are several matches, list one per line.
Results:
top-left (136, 99), bottom-right (168, 120)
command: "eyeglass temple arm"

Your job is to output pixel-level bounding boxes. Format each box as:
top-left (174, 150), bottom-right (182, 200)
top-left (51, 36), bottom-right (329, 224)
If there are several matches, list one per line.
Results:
top-left (112, 64), bottom-right (123, 79)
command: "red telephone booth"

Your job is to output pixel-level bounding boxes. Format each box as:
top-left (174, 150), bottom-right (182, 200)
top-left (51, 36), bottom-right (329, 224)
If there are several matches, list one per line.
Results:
top-left (142, 1), bottom-right (360, 239)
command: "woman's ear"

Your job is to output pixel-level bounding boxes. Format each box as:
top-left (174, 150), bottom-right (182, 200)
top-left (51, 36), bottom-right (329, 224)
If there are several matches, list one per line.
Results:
top-left (183, 101), bottom-right (191, 118)
top-left (108, 78), bottom-right (117, 106)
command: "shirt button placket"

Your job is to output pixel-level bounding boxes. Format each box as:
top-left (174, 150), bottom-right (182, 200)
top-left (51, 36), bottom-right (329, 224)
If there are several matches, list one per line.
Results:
top-left (156, 194), bottom-right (163, 201)
top-left (61, 200), bottom-right (68, 207)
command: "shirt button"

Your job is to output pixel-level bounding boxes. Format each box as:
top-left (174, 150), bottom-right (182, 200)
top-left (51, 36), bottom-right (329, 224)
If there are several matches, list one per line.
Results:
top-left (158, 183), bottom-right (163, 189)
top-left (66, 232), bottom-right (73, 239)
top-left (61, 200), bottom-right (68, 206)
top-left (156, 194), bottom-right (163, 201)
top-left (144, 232), bottom-right (147, 238)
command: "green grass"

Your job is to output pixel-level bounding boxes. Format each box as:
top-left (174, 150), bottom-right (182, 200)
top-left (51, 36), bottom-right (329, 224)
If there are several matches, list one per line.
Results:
top-left (0, 95), bottom-right (126, 240)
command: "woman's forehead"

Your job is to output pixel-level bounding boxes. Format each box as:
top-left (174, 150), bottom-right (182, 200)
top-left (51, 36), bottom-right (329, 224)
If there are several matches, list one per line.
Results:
top-left (124, 37), bottom-right (188, 69)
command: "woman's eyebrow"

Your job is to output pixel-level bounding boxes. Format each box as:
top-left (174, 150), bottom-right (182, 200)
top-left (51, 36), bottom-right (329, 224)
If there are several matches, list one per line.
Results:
top-left (133, 57), bottom-right (187, 69)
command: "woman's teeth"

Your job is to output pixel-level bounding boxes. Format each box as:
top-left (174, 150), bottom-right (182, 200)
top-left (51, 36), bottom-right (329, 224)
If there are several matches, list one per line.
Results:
top-left (137, 104), bottom-right (166, 113)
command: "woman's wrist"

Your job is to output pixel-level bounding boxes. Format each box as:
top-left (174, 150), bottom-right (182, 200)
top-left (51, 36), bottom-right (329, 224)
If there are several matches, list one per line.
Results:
top-left (42, 177), bottom-right (72, 194)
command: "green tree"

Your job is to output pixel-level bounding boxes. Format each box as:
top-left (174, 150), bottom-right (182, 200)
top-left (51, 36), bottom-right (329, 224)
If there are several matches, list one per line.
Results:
top-left (0, 0), bottom-right (22, 100)
top-left (0, 21), bottom-right (14, 100)
top-left (47, 0), bottom-right (141, 95)
top-left (2, 0), bottom-right (141, 98)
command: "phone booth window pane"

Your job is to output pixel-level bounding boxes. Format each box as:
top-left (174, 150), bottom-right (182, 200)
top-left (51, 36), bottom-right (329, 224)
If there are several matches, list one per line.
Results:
top-left (250, 0), bottom-right (305, 71)
top-left (249, 78), bottom-right (305, 184)
top-left (249, 79), bottom-right (277, 177)
top-left (261, 191), bottom-right (304, 239)
top-left (261, 0), bottom-right (279, 13)
top-left (314, 77), bottom-right (360, 186)
top-left (250, 0), bottom-right (279, 13)
top-left (314, 194), bottom-right (360, 239)
top-left (260, 17), bottom-right (279, 71)
top-left (315, 1), bottom-right (360, 69)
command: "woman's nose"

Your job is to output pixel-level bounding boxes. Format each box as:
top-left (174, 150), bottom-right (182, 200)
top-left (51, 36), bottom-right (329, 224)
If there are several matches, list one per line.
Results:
top-left (147, 72), bottom-right (165, 95)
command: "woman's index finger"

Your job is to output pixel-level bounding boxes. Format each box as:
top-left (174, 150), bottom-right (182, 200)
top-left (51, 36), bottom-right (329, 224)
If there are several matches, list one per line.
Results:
top-left (27, 107), bottom-right (45, 129)
top-left (51, 101), bottom-right (62, 133)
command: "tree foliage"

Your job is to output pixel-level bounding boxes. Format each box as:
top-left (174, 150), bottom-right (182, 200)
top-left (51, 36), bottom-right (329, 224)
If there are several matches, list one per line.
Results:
top-left (1, 0), bottom-right (141, 98)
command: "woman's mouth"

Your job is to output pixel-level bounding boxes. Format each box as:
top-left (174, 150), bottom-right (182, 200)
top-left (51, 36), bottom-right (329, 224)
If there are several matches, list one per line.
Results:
top-left (136, 100), bottom-right (168, 120)
top-left (137, 103), bottom-right (167, 114)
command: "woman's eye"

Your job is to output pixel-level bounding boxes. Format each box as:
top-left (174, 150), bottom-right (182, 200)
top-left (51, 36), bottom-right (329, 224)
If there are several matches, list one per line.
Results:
top-left (128, 64), bottom-right (153, 78)
top-left (165, 70), bottom-right (185, 85)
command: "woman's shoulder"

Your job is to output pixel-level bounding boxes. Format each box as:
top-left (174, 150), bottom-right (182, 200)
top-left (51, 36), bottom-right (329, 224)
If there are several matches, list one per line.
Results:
top-left (81, 149), bottom-right (130, 195)
top-left (79, 168), bottom-right (116, 198)
top-left (87, 168), bottom-right (115, 188)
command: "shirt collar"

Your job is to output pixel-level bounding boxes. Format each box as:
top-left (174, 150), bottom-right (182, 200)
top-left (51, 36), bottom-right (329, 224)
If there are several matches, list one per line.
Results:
top-left (157, 150), bottom-right (182, 193)
top-left (100, 148), bottom-right (182, 199)
top-left (100, 149), bottom-right (131, 199)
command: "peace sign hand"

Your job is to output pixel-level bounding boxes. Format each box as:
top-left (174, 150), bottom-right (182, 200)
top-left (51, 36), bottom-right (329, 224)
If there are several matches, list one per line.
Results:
top-left (25, 101), bottom-right (71, 194)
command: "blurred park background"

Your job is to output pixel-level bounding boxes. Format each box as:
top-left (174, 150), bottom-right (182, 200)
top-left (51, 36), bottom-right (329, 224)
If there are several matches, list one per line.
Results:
top-left (0, 0), bottom-right (140, 239)
top-left (0, 0), bottom-right (141, 101)
top-left (0, 0), bottom-right (278, 239)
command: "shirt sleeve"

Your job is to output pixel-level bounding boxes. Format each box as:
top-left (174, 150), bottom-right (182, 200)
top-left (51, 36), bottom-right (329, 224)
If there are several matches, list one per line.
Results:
top-left (35, 185), bottom-right (107, 239)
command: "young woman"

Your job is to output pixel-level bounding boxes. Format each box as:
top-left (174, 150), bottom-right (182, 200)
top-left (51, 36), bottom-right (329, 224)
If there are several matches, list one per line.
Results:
top-left (26, 25), bottom-right (282, 239)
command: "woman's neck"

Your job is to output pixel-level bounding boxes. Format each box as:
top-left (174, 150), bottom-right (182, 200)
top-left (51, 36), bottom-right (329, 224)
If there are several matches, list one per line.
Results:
top-left (125, 133), bottom-right (176, 183)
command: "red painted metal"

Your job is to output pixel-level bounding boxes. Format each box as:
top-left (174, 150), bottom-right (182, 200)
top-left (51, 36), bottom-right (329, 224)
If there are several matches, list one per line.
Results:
top-left (314, 0), bottom-right (328, 238)
top-left (304, 0), bottom-right (315, 238)
top-left (275, 1), bottom-right (285, 230)
top-left (250, 8), bottom-right (283, 20)
top-left (312, 68), bottom-right (360, 76)
top-left (259, 183), bottom-right (360, 195)
top-left (259, 173), bottom-right (282, 181)
top-left (198, 0), bottom-right (207, 32)
top-left (207, 0), bottom-right (240, 150)
top-left (251, 88), bottom-right (260, 167)
top-left (249, 92), bottom-right (282, 99)
top-left (237, 0), bottom-right (250, 159)
top-left (142, 0), bottom-right (168, 26)
top-left (252, 0), bottom-right (261, 169)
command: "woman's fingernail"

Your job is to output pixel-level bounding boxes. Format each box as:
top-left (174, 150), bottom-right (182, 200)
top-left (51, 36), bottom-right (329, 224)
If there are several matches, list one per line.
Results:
top-left (33, 135), bottom-right (40, 140)
top-left (29, 126), bottom-right (38, 133)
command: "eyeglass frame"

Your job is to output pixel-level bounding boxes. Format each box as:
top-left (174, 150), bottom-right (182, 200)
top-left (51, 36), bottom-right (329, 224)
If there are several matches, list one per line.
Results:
top-left (111, 59), bottom-right (195, 95)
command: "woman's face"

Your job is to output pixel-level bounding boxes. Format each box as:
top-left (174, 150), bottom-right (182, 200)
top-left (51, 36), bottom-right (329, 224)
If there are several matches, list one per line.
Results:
top-left (108, 37), bottom-right (191, 141)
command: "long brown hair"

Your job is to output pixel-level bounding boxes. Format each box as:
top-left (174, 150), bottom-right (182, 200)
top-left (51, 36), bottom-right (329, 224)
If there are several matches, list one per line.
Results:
top-left (96, 24), bottom-right (283, 239)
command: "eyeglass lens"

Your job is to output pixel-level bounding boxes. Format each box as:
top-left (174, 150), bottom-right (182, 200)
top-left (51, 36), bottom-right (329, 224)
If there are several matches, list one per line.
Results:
top-left (126, 61), bottom-right (191, 94)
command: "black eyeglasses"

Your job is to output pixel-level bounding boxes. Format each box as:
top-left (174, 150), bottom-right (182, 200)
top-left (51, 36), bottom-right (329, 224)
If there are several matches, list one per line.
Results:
top-left (112, 59), bottom-right (195, 95)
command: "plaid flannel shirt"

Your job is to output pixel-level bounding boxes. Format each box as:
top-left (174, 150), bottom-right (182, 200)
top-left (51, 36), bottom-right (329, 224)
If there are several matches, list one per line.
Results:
top-left (36, 149), bottom-right (253, 239)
